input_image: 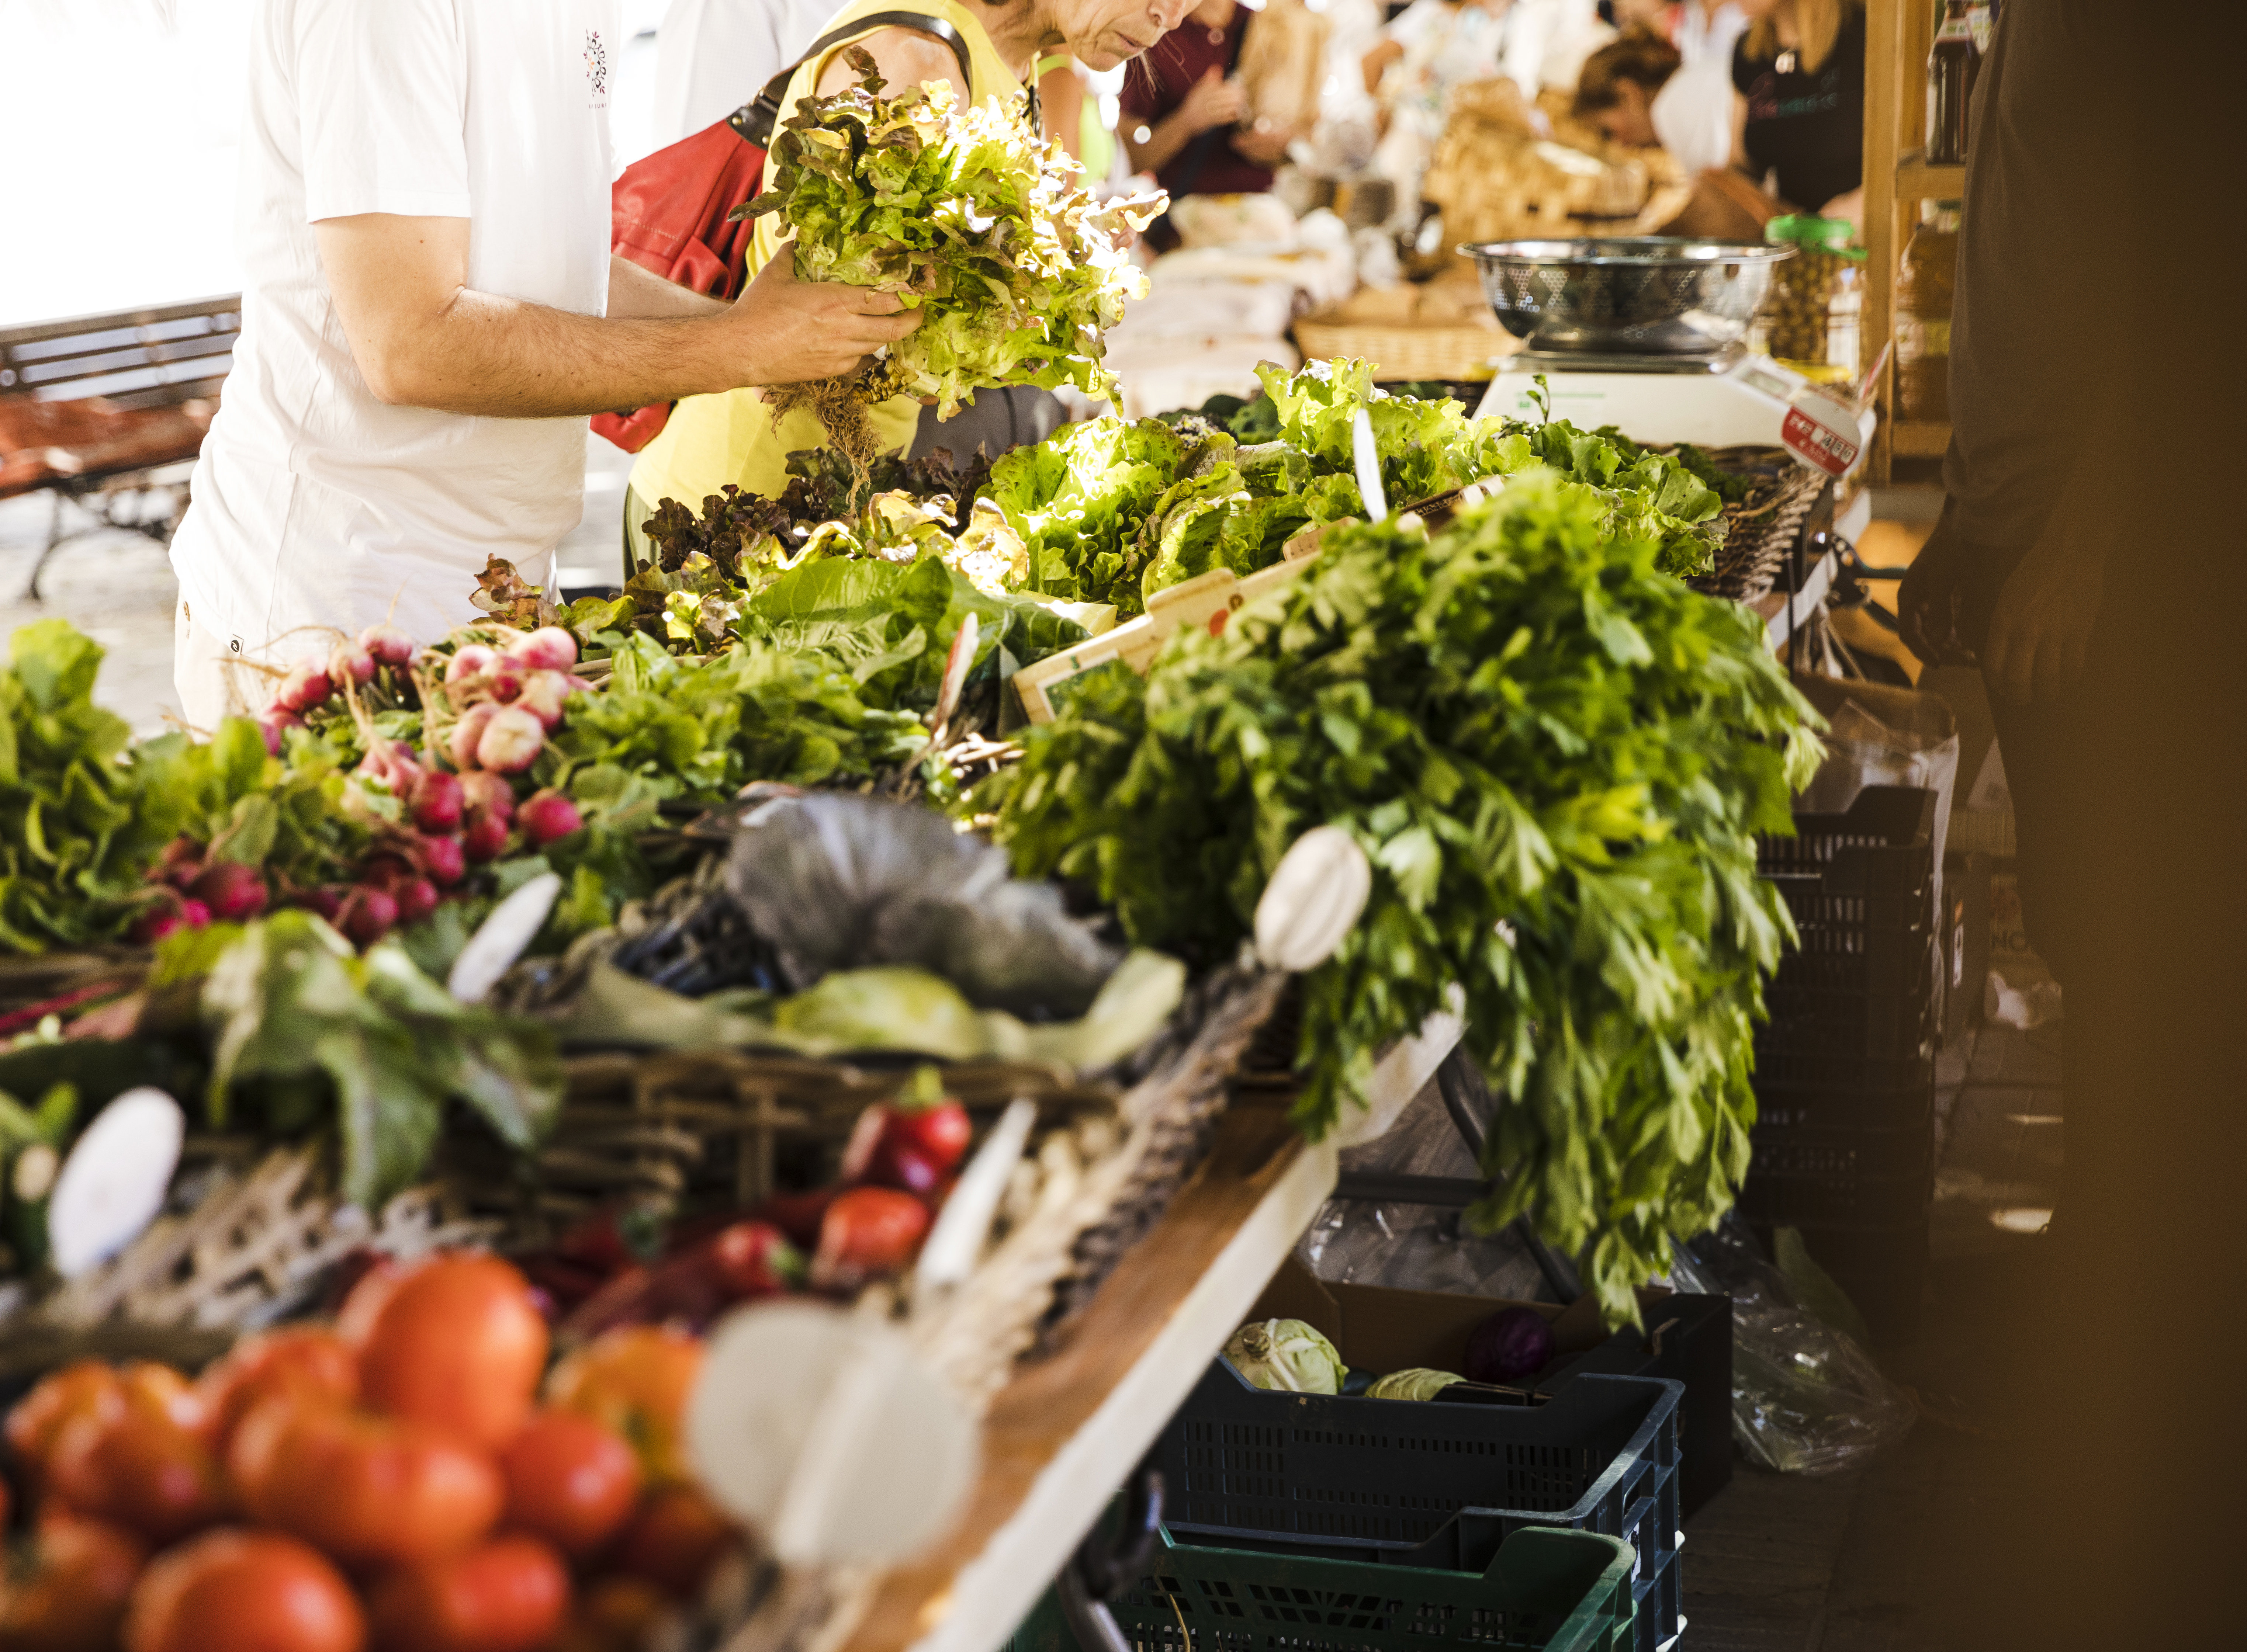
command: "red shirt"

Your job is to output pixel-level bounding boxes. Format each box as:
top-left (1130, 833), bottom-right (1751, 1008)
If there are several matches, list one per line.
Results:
top-left (1121, 11), bottom-right (1274, 198)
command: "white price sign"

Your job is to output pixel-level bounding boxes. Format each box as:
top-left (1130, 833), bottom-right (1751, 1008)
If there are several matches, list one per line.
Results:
top-left (1781, 388), bottom-right (1866, 476)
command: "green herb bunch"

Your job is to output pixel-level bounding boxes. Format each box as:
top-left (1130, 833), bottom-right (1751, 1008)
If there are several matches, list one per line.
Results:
top-left (744, 49), bottom-right (1163, 420)
top-left (986, 470), bottom-right (1824, 1320)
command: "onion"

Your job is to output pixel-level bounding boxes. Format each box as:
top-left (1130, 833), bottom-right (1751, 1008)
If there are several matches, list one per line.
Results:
top-left (517, 790), bottom-right (583, 847)
top-left (450, 703), bottom-right (498, 772)
top-left (476, 705), bottom-right (546, 774)
top-left (508, 626), bottom-right (580, 673)
top-left (359, 624), bottom-right (418, 667)
top-left (1463, 1306), bottom-right (1556, 1385)
top-left (188, 862), bottom-right (269, 924)
top-left (410, 771), bottom-right (464, 833)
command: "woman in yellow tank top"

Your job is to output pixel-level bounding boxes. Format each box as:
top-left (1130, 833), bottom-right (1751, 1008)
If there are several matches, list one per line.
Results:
top-left (626, 0), bottom-right (1194, 565)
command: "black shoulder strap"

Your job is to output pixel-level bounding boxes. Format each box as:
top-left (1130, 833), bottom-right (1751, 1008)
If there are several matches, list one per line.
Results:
top-left (729, 11), bottom-right (977, 147)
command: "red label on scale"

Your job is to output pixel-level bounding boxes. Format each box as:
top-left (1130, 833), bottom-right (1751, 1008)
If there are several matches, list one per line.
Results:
top-left (1782, 399), bottom-right (1861, 476)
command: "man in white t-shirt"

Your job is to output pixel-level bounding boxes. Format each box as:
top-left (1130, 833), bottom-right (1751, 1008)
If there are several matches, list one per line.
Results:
top-left (170, 0), bottom-right (919, 728)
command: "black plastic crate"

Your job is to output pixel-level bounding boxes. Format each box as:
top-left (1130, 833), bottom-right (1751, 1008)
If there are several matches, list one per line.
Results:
top-left (1752, 1047), bottom-right (1935, 1093)
top-left (1737, 1166), bottom-right (1931, 1228)
top-left (1540, 1295), bottom-right (1732, 1522)
top-left (1751, 1083), bottom-right (1933, 1135)
top-left (1758, 786), bottom-right (1936, 885)
top-left (1759, 977), bottom-right (1936, 1060)
top-left (1746, 1115), bottom-right (1933, 1183)
top-left (1157, 1371), bottom-right (1684, 1652)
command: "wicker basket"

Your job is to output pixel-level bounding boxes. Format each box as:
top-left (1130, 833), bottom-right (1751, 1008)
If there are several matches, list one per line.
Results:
top-left (1291, 316), bottom-right (1515, 382)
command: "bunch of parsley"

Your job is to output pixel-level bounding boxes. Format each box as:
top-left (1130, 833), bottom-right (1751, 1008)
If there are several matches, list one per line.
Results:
top-left (984, 470), bottom-right (1823, 1321)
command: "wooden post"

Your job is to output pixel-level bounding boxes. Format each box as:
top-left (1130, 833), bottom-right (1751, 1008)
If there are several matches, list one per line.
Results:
top-left (1863, 0), bottom-right (1904, 482)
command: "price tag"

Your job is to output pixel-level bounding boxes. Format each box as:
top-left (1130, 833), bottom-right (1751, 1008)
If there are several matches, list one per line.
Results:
top-left (1782, 389), bottom-right (1865, 476)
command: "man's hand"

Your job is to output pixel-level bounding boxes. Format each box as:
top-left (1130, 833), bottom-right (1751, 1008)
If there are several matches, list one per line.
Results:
top-left (1983, 509), bottom-right (2106, 705)
top-left (1897, 529), bottom-right (1973, 667)
top-left (714, 244), bottom-right (921, 386)
top-left (1235, 118), bottom-right (1300, 167)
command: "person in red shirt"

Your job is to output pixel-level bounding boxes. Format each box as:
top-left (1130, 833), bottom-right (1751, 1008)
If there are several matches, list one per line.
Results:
top-left (1119, 0), bottom-right (1299, 219)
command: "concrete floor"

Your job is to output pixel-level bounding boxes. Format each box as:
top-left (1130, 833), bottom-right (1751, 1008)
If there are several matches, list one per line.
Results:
top-left (1682, 1024), bottom-right (2064, 1651)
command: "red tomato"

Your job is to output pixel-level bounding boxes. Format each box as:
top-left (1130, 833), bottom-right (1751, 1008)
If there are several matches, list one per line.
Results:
top-left (195, 1328), bottom-right (359, 1455)
top-left (229, 1400), bottom-right (502, 1567)
top-left (348, 1253), bottom-right (548, 1450)
top-left (7, 1363), bottom-right (205, 1488)
top-left (46, 1407), bottom-right (230, 1546)
top-left (499, 1411), bottom-right (641, 1559)
top-left (545, 1327), bottom-right (703, 1483)
top-left (0, 1512), bottom-right (148, 1652)
top-left (123, 1528), bottom-right (364, 1652)
top-left (611, 1486), bottom-right (735, 1598)
top-left (811, 1186), bottom-right (931, 1290)
top-left (367, 1535), bottom-right (568, 1652)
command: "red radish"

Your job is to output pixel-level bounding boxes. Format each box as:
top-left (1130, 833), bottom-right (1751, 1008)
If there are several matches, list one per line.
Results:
top-left (507, 627), bottom-right (579, 673)
top-left (338, 886), bottom-right (399, 946)
top-left (360, 625), bottom-right (418, 667)
top-left (392, 877), bottom-right (440, 925)
top-left (410, 771), bottom-right (464, 833)
top-left (515, 670), bottom-right (573, 732)
top-left (447, 644), bottom-right (499, 684)
top-left (276, 657), bottom-right (334, 714)
top-left (130, 894), bottom-right (210, 944)
top-left (330, 638), bottom-right (377, 686)
top-left (257, 708), bottom-right (302, 756)
top-left (301, 886), bottom-right (346, 921)
top-left (415, 833), bottom-right (467, 886)
top-left (450, 703), bottom-right (498, 772)
top-left (458, 771), bottom-right (515, 824)
top-left (485, 659), bottom-right (526, 703)
top-left (188, 861), bottom-right (269, 924)
top-left (476, 706), bottom-right (546, 774)
top-left (156, 838), bottom-right (205, 891)
top-left (517, 791), bottom-right (582, 848)
top-left (462, 813), bottom-right (511, 863)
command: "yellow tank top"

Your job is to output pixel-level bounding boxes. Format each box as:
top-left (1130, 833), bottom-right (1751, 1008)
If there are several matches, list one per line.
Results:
top-left (628, 0), bottom-right (1023, 516)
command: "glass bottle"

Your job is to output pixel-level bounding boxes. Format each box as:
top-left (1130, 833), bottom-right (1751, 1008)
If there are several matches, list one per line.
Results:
top-left (1925, 0), bottom-right (1983, 164)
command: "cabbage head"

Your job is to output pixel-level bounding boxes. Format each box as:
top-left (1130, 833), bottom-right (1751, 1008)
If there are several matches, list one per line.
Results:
top-left (1223, 1319), bottom-right (1344, 1394)
top-left (1365, 1368), bottom-right (1465, 1402)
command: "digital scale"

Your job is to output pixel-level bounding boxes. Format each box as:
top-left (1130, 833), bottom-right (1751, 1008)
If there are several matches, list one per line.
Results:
top-left (1471, 344), bottom-right (1879, 481)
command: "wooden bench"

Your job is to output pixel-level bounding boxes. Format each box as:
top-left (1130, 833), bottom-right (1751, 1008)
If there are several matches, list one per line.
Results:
top-left (0, 295), bottom-right (240, 597)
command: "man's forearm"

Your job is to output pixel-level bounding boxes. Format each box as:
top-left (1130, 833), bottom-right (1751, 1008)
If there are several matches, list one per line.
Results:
top-left (361, 292), bottom-right (740, 417)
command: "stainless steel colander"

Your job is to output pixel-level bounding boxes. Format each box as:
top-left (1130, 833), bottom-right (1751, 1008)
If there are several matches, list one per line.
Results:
top-left (1461, 237), bottom-right (1793, 354)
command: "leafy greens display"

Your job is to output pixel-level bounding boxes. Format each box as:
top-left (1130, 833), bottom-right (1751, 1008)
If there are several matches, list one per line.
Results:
top-left (984, 469), bottom-right (1823, 1321)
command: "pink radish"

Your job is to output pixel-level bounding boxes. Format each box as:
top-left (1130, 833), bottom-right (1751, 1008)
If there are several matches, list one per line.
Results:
top-left (517, 790), bottom-right (583, 848)
top-left (446, 644), bottom-right (499, 684)
top-left (450, 703), bottom-right (498, 772)
top-left (476, 705), bottom-right (546, 774)
top-left (360, 624), bottom-right (418, 667)
top-left (507, 627), bottom-right (579, 673)
top-left (329, 638), bottom-right (377, 686)
top-left (276, 656), bottom-right (334, 714)
top-left (462, 813), bottom-right (511, 863)
top-left (338, 886), bottom-right (399, 946)
top-left (300, 886), bottom-right (346, 921)
top-left (458, 770), bottom-right (515, 824)
top-left (257, 708), bottom-right (302, 757)
top-left (515, 670), bottom-right (574, 732)
top-left (410, 771), bottom-right (464, 833)
top-left (485, 658), bottom-right (526, 703)
top-left (392, 877), bottom-right (440, 924)
top-left (415, 833), bottom-right (467, 886)
top-left (188, 862), bottom-right (269, 924)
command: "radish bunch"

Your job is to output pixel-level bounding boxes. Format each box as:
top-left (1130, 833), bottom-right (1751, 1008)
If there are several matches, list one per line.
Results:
top-left (258, 624), bottom-right (424, 756)
top-left (444, 628), bottom-right (587, 851)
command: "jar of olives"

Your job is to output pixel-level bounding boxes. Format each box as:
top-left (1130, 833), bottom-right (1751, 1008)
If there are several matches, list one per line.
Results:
top-left (1757, 215), bottom-right (1866, 378)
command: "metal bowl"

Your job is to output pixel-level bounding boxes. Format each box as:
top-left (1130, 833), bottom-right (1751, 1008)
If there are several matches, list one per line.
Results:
top-left (1460, 237), bottom-right (1793, 354)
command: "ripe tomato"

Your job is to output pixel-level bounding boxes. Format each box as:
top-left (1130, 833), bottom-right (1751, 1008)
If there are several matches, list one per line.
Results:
top-left (611, 1486), bottom-right (735, 1598)
top-left (46, 1406), bottom-right (229, 1546)
top-left (123, 1528), bottom-right (364, 1652)
top-left (229, 1399), bottom-right (502, 1566)
top-left (348, 1253), bottom-right (548, 1450)
top-left (367, 1535), bottom-right (568, 1652)
top-left (7, 1362), bottom-right (205, 1488)
top-left (196, 1328), bottom-right (358, 1455)
top-left (546, 1327), bottom-right (703, 1483)
top-left (499, 1411), bottom-right (641, 1559)
top-left (0, 1512), bottom-right (148, 1652)
top-left (811, 1186), bottom-right (931, 1289)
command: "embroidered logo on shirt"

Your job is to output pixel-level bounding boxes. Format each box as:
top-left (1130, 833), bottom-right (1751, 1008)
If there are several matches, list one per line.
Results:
top-left (585, 30), bottom-right (609, 111)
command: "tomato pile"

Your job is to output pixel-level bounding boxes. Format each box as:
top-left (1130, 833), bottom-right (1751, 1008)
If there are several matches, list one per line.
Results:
top-left (0, 1255), bottom-right (734, 1652)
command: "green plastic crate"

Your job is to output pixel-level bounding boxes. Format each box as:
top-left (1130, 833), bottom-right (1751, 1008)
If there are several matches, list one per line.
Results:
top-left (1008, 1526), bottom-right (1636, 1652)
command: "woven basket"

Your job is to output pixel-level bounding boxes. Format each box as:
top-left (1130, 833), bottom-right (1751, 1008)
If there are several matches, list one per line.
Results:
top-left (1292, 316), bottom-right (1513, 382)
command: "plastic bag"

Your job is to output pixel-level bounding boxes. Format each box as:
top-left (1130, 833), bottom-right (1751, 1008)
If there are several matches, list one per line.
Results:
top-left (1669, 1214), bottom-right (1916, 1474)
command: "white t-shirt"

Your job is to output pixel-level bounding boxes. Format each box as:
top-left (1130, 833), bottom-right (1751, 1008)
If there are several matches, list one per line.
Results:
top-left (1651, 58), bottom-right (1735, 175)
top-left (651, 0), bottom-right (837, 147)
top-left (172, 0), bottom-right (621, 656)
